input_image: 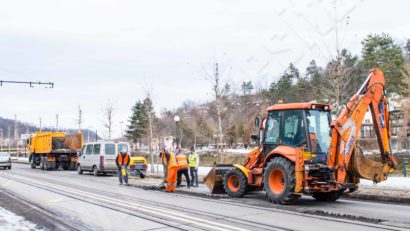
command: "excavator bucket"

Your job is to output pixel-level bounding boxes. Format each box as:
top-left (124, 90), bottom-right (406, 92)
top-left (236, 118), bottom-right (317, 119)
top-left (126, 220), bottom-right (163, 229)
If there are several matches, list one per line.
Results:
top-left (349, 146), bottom-right (392, 183)
top-left (203, 164), bottom-right (233, 194)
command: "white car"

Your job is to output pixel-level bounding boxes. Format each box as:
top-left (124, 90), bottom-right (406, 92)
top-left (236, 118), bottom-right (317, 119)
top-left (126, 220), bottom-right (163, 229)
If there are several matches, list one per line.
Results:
top-left (77, 141), bottom-right (131, 176)
top-left (0, 152), bottom-right (12, 170)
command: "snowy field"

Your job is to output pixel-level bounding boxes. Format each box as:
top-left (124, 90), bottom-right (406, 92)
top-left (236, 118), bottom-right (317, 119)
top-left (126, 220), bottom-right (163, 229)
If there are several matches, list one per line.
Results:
top-left (0, 207), bottom-right (42, 231)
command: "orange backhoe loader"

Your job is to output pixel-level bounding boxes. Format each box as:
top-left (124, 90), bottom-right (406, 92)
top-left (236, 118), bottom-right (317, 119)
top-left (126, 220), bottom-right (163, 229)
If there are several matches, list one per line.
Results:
top-left (204, 68), bottom-right (397, 204)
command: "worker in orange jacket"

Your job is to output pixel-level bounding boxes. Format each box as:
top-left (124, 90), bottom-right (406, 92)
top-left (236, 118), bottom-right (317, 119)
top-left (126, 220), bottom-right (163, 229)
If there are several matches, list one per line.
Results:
top-left (176, 148), bottom-right (190, 188)
top-left (115, 146), bottom-right (130, 186)
top-left (166, 149), bottom-right (178, 193)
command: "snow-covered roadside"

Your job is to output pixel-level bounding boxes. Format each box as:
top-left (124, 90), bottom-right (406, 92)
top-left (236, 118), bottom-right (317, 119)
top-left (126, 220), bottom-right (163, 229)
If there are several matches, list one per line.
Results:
top-left (0, 207), bottom-right (43, 231)
top-left (360, 177), bottom-right (410, 190)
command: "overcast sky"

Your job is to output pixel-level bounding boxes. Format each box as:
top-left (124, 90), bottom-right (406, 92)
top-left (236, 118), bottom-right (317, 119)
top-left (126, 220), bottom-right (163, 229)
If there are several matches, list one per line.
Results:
top-left (0, 0), bottom-right (408, 138)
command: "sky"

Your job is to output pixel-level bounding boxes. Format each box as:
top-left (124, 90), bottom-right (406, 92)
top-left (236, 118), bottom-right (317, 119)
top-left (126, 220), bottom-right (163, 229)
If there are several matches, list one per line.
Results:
top-left (0, 0), bottom-right (409, 139)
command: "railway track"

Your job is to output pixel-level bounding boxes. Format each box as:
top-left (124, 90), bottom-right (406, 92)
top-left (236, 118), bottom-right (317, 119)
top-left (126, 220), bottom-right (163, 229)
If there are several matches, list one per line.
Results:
top-left (0, 170), bottom-right (405, 231)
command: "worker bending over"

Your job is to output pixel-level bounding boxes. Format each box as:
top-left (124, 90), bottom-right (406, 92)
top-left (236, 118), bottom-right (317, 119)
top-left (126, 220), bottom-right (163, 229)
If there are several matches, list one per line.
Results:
top-left (176, 148), bottom-right (190, 188)
top-left (166, 149), bottom-right (178, 192)
top-left (188, 147), bottom-right (199, 187)
top-left (159, 148), bottom-right (170, 188)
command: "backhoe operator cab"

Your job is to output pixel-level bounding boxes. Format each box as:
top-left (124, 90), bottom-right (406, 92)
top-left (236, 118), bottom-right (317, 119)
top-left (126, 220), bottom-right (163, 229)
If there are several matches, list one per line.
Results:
top-left (262, 103), bottom-right (332, 164)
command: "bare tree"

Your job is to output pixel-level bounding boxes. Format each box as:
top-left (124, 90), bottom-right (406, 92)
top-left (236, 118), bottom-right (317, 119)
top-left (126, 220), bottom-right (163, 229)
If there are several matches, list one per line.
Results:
top-left (144, 95), bottom-right (155, 173)
top-left (204, 62), bottom-right (229, 162)
top-left (102, 101), bottom-right (114, 140)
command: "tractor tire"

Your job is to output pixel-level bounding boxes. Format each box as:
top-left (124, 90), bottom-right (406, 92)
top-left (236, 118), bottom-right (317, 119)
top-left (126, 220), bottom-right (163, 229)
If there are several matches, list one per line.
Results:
top-left (30, 162), bottom-right (36, 169)
top-left (93, 166), bottom-right (100, 176)
top-left (312, 190), bottom-right (343, 202)
top-left (223, 168), bottom-right (248, 198)
top-left (264, 157), bottom-right (299, 204)
top-left (77, 164), bottom-right (83, 174)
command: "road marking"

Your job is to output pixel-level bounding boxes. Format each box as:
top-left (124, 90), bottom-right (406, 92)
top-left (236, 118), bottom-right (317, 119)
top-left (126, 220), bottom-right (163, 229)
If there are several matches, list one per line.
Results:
top-left (7, 174), bottom-right (249, 231)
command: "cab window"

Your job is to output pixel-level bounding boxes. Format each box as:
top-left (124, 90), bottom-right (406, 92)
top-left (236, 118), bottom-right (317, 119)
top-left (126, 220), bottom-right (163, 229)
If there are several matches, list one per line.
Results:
top-left (265, 111), bottom-right (280, 144)
top-left (93, 144), bottom-right (101, 155)
top-left (85, 145), bottom-right (93, 155)
top-left (105, 144), bottom-right (116, 155)
top-left (282, 110), bottom-right (306, 147)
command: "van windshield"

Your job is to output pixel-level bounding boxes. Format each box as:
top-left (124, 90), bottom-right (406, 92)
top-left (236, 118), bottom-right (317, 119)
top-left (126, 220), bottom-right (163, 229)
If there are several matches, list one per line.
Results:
top-left (105, 144), bottom-right (116, 155)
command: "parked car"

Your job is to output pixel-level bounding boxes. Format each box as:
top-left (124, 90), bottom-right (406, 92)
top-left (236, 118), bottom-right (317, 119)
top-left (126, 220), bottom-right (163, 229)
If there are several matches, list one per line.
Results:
top-left (129, 156), bottom-right (147, 178)
top-left (0, 152), bottom-right (12, 170)
top-left (77, 141), bottom-right (118, 176)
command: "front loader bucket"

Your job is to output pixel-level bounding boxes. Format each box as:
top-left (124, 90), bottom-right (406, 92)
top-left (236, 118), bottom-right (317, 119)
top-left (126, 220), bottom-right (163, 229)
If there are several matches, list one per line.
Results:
top-left (349, 146), bottom-right (392, 183)
top-left (203, 164), bottom-right (233, 194)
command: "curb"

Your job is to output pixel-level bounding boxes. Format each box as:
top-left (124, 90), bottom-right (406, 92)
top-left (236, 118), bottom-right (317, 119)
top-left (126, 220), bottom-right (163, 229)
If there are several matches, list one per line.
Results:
top-left (131, 182), bottom-right (410, 204)
top-left (342, 192), bottom-right (410, 204)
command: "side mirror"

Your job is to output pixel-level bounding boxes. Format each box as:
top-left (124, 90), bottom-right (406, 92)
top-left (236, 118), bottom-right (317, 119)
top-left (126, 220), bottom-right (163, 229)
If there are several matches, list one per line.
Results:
top-left (250, 134), bottom-right (259, 142)
top-left (255, 116), bottom-right (260, 128)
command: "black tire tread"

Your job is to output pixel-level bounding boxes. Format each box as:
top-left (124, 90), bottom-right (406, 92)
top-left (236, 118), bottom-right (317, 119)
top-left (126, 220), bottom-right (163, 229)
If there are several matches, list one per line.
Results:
top-left (264, 157), bottom-right (299, 204)
top-left (223, 168), bottom-right (248, 198)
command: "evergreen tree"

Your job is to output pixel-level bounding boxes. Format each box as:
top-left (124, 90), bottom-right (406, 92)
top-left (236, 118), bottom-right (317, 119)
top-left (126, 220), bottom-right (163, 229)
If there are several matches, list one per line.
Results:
top-left (125, 100), bottom-right (148, 144)
top-left (360, 33), bottom-right (409, 96)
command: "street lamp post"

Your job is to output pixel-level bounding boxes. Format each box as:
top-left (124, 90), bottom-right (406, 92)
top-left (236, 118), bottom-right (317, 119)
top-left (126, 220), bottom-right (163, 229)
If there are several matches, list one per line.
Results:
top-left (174, 115), bottom-right (180, 149)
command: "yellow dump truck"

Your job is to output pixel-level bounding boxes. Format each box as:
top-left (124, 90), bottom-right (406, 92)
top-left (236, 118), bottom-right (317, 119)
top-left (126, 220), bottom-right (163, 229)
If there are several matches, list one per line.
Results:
top-left (28, 132), bottom-right (83, 171)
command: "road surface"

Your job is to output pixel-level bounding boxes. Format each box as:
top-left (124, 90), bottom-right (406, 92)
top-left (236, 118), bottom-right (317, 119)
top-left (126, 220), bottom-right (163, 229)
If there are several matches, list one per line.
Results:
top-left (0, 163), bottom-right (409, 231)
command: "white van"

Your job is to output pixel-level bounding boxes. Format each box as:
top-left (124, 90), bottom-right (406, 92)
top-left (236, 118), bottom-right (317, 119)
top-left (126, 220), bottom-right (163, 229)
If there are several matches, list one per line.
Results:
top-left (77, 141), bottom-right (130, 176)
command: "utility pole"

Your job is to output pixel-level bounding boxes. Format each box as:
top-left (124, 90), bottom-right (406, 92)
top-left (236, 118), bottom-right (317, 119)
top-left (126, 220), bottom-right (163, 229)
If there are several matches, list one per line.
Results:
top-left (39, 118), bottom-right (42, 132)
top-left (78, 106), bottom-right (82, 132)
top-left (14, 115), bottom-right (18, 156)
top-left (7, 126), bottom-right (11, 153)
top-left (120, 121), bottom-right (124, 138)
top-left (0, 128), bottom-right (3, 152)
top-left (14, 114), bottom-right (18, 145)
top-left (56, 114), bottom-right (59, 132)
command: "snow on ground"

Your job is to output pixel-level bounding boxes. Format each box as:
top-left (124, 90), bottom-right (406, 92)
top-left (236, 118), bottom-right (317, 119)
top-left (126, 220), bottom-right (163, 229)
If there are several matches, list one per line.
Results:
top-left (0, 207), bottom-right (42, 231)
top-left (360, 177), bottom-right (410, 190)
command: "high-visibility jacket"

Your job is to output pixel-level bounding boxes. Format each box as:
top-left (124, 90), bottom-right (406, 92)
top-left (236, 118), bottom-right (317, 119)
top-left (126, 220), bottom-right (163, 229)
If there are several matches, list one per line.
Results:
top-left (116, 153), bottom-right (130, 166)
top-left (188, 153), bottom-right (199, 167)
top-left (168, 152), bottom-right (177, 168)
top-left (176, 154), bottom-right (189, 168)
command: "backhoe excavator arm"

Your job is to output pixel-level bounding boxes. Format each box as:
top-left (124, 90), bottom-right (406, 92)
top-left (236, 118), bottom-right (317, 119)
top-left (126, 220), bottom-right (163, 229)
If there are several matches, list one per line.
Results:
top-left (327, 68), bottom-right (397, 184)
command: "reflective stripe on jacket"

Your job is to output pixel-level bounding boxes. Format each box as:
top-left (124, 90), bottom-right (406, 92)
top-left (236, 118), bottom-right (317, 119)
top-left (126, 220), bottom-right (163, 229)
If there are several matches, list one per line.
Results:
top-left (176, 154), bottom-right (189, 168)
top-left (188, 153), bottom-right (198, 167)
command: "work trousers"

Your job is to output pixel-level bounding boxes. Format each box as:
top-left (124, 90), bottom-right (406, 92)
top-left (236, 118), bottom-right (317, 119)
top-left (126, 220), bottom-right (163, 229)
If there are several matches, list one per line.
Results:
top-left (166, 166), bottom-right (177, 192)
top-left (189, 167), bottom-right (198, 186)
top-left (177, 168), bottom-right (190, 187)
top-left (117, 166), bottom-right (129, 184)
